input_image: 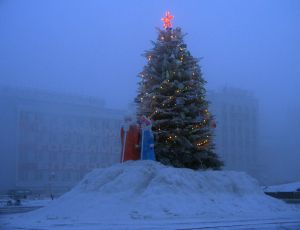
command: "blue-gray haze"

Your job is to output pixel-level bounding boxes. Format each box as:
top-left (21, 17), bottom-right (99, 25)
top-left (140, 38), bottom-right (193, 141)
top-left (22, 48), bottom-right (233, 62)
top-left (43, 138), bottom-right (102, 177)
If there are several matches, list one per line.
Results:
top-left (0, 0), bottom-right (299, 184)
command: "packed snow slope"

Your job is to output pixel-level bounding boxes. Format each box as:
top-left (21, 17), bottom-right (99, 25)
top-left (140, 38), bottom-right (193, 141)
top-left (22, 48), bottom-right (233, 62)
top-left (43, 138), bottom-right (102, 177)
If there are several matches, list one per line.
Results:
top-left (6, 161), bottom-right (300, 226)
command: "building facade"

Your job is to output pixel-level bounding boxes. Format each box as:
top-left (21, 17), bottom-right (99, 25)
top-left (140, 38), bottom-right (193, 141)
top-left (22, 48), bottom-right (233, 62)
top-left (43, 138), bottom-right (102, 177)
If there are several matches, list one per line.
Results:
top-left (208, 87), bottom-right (259, 178)
top-left (0, 86), bottom-right (261, 194)
top-left (0, 86), bottom-right (125, 194)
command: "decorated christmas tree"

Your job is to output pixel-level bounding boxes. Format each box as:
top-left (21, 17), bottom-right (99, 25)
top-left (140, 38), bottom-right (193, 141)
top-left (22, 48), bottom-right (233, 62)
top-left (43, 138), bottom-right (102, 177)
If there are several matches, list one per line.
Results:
top-left (135, 11), bottom-right (223, 170)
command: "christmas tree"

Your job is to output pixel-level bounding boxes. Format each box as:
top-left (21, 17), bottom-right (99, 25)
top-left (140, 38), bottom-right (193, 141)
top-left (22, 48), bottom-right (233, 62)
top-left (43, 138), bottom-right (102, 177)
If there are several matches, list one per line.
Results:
top-left (135, 11), bottom-right (223, 170)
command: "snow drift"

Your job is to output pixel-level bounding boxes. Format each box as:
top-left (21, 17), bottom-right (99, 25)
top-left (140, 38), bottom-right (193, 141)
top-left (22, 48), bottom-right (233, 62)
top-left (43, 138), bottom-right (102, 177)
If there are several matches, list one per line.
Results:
top-left (264, 181), bottom-right (300, 192)
top-left (5, 161), bottom-right (300, 227)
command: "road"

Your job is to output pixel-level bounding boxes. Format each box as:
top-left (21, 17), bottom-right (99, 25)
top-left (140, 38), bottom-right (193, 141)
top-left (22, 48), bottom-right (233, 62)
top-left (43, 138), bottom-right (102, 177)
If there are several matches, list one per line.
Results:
top-left (1, 203), bottom-right (299, 230)
top-left (1, 216), bottom-right (300, 230)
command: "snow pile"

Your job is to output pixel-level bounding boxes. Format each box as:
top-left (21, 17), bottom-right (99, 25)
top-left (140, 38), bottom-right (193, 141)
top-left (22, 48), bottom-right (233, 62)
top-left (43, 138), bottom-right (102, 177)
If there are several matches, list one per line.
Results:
top-left (264, 181), bottom-right (300, 192)
top-left (5, 161), bottom-right (300, 227)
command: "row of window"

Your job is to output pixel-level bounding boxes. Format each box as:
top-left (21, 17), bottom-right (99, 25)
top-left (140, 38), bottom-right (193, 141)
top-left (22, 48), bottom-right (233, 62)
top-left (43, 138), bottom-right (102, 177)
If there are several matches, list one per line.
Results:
top-left (19, 111), bottom-right (121, 131)
top-left (19, 135), bottom-right (120, 149)
top-left (18, 148), bottom-right (121, 163)
top-left (17, 170), bottom-right (87, 183)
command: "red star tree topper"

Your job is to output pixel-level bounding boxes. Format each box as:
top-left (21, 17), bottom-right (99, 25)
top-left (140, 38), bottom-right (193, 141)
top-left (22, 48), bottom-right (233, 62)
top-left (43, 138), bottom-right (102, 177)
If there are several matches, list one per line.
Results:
top-left (161, 11), bottom-right (174, 29)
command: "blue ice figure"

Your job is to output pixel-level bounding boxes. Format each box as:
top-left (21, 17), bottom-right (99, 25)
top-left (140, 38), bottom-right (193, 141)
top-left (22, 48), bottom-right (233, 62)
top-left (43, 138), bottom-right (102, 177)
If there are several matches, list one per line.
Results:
top-left (140, 126), bottom-right (156, 161)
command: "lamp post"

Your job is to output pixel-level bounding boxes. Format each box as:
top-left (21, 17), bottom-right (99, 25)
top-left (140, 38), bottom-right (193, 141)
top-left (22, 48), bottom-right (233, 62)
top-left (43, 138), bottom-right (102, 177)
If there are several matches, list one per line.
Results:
top-left (49, 171), bottom-right (55, 200)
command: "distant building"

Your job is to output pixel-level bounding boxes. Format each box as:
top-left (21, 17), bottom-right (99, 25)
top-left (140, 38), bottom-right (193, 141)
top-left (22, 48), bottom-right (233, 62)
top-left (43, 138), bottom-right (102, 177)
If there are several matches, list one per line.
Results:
top-left (286, 106), bottom-right (300, 154)
top-left (0, 86), bottom-right (125, 195)
top-left (258, 105), bottom-right (300, 185)
top-left (208, 87), bottom-right (259, 178)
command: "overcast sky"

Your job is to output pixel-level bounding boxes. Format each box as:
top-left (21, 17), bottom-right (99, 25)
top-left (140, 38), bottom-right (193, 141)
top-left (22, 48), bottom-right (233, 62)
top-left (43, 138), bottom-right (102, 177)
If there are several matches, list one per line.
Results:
top-left (1, 0), bottom-right (299, 109)
top-left (1, 0), bottom-right (300, 182)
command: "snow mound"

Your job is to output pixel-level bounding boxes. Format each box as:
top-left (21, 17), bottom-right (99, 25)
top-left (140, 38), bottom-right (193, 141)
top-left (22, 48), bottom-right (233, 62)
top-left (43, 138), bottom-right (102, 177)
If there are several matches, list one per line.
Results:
top-left (264, 181), bottom-right (300, 192)
top-left (8, 161), bottom-right (300, 225)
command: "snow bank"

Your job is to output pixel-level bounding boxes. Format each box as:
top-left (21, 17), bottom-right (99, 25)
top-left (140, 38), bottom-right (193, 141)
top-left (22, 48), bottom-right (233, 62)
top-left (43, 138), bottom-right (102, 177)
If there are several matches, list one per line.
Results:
top-left (264, 181), bottom-right (300, 192)
top-left (4, 161), bottom-right (300, 227)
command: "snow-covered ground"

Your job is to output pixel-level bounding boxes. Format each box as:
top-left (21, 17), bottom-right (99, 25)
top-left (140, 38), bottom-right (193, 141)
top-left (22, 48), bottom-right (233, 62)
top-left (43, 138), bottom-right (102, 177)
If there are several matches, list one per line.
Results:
top-left (19, 198), bottom-right (53, 207)
top-left (264, 181), bottom-right (300, 192)
top-left (1, 161), bottom-right (300, 229)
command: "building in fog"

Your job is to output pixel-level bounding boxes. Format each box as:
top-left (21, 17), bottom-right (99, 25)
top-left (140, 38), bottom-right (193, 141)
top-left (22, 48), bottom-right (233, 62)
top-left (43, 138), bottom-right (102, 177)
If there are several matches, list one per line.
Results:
top-left (0, 86), bottom-right (261, 194)
top-left (208, 87), bottom-right (259, 178)
top-left (285, 106), bottom-right (300, 182)
top-left (286, 106), bottom-right (300, 155)
top-left (0, 86), bottom-right (125, 194)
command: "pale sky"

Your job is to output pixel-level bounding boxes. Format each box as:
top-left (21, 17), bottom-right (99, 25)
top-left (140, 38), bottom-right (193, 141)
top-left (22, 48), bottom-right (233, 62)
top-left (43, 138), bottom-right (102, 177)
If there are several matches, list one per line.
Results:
top-left (1, 0), bottom-right (299, 109)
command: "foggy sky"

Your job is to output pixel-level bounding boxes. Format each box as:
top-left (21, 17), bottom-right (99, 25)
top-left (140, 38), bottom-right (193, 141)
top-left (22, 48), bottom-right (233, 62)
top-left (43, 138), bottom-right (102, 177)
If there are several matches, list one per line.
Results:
top-left (1, 0), bottom-right (300, 183)
top-left (1, 0), bottom-right (299, 108)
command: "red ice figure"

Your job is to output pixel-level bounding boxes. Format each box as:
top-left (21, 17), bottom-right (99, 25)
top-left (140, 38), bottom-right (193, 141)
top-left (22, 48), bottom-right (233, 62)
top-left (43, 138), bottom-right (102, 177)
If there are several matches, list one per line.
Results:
top-left (120, 116), bottom-right (140, 162)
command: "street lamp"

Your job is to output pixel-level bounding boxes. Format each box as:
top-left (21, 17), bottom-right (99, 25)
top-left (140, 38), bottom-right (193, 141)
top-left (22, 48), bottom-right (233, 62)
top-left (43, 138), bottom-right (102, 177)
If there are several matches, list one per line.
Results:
top-left (49, 171), bottom-right (55, 200)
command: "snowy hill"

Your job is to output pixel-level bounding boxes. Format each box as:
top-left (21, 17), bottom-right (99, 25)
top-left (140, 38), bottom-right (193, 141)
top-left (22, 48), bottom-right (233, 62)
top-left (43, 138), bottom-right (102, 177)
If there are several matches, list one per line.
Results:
top-left (3, 161), bottom-right (300, 229)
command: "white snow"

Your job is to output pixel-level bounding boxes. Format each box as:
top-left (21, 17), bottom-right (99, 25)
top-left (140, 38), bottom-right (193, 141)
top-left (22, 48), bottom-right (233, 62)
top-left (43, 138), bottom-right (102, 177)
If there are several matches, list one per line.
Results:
top-left (264, 181), bottom-right (300, 192)
top-left (2, 161), bottom-right (300, 229)
top-left (20, 198), bottom-right (53, 207)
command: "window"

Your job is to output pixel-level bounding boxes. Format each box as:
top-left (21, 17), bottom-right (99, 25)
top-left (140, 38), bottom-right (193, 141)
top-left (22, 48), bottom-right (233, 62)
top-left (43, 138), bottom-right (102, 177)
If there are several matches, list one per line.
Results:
top-left (34, 171), bottom-right (43, 181)
top-left (62, 171), bottom-right (71, 181)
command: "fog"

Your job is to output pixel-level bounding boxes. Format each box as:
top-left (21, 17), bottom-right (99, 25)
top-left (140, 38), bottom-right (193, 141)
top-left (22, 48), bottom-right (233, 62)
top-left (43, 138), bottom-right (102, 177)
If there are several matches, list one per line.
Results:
top-left (0, 0), bottom-right (300, 186)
